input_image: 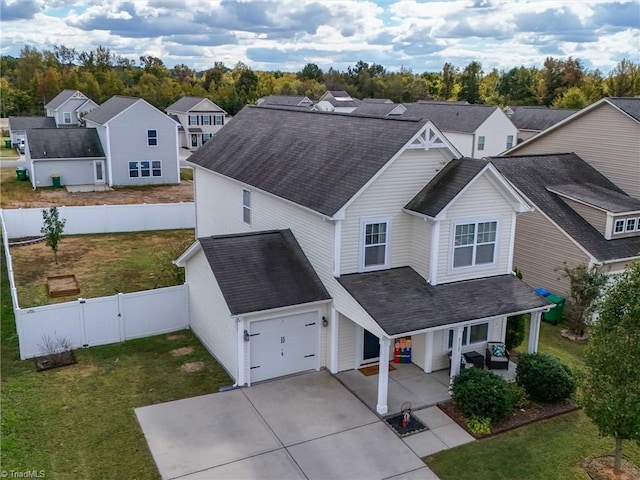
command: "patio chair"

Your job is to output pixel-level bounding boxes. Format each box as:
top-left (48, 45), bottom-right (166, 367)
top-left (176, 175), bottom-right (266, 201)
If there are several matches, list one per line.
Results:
top-left (485, 342), bottom-right (509, 370)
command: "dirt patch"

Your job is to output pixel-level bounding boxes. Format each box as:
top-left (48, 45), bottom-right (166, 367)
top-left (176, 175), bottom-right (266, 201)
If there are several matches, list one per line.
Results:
top-left (561, 329), bottom-right (590, 341)
top-left (439, 399), bottom-right (580, 438)
top-left (584, 455), bottom-right (640, 480)
top-left (180, 362), bottom-right (205, 373)
top-left (170, 347), bottom-right (194, 357)
top-left (47, 274), bottom-right (80, 297)
top-left (167, 334), bottom-right (185, 341)
top-left (57, 362), bottom-right (100, 379)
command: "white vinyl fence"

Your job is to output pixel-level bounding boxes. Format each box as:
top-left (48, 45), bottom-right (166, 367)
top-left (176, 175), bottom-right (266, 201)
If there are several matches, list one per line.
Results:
top-left (15, 286), bottom-right (189, 359)
top-left (0, 205), bottom-right (192, 360)
top-left (2, 202), bottom-right (195, 238)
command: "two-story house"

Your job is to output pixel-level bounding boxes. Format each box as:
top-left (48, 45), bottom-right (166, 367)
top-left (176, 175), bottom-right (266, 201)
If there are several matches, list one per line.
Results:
top-left (84, 96), bottom-right (180, 186)
top-left (176, 106), bottom-right (550, 414)
top-left (165, 96), bottom-right (229, 151)
top-left (504, 105), bottom-right (578, 143)
top-left (45, 89), bottom-right (99, 126)
top-left (315, 90), bottom-right (362, 113)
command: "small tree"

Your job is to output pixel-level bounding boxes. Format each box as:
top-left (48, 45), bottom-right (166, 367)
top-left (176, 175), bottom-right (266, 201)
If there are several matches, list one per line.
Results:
top-left (582, 261), bottom-right (640, 474)
top-left (41, 206), bottom-right (66, 264)
top-left (561, 263), bottom-right (607, 336)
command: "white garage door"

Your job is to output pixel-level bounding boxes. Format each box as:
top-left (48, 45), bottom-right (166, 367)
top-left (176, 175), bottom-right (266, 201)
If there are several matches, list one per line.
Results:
top-left (249, 311), bottom-right (319, 383)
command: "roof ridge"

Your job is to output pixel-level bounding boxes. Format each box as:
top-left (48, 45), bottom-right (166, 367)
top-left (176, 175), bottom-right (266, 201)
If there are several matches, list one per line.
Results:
top-left (250, 104), bottom-right (421, 123)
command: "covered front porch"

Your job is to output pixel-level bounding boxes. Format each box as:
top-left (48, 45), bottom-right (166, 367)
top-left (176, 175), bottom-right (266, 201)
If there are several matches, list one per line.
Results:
top-left (335, 361), bottom-right (517, 414)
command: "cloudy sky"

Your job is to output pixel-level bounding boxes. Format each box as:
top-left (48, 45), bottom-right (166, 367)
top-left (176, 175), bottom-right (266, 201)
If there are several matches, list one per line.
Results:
top-left (1, 0), bottom-right (638, 73)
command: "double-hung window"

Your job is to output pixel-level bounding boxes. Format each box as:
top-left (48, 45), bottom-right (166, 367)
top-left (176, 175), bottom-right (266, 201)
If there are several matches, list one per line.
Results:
top-left (202, 133), bottom-right (212, 143)
top-left (362, 219), bottom-right (389, 270)
top-left (188, 115), bottom-right (198, 125)
top-left (453, 220), bottom-right (497, 268)
top-left (447, 323), bottom-right (489, 349)
top-left (214, 115), bottom-right (224, 126)
top-left (477, 136), bottom-right (485, 151)
top-left (242, 189), bottom-right (251, 225)
top-left (63, 112), bottom-right (72, 124)
top-left (201, 115), bottom-right (211, 125)
top-left (506, 135), bottom-right (513, 149)
top-left (147, 129), bottom-right (158, 146)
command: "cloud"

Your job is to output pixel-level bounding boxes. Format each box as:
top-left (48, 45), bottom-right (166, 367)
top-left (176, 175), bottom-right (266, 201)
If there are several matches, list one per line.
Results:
top-left (590, 1), bottom-right (640, 29)
top-left (0, 0), bottom-right (42, 20)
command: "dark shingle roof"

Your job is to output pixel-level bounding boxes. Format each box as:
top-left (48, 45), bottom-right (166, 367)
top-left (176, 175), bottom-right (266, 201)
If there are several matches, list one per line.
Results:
top-left (84, 96), bottom-right (140, 125)
top-left (491, 153), bottom-right (640, 261)
top-left (188, 105), bottom-right (425, 217)
top-left (405, 158), bottom-right (488, 217)
top-left (362, 98), bottom-right (393, 104)
top-left (199, 230), bottom-right (330, 315)
top-left (508, 106), bottom-right (578, 131)
top-left (8, 116), bottom-right (57, 131)
top-left (607, 97), bottom-right (640, 123)
top-left (401, 103), bottom-right (498, 133)
top-left (27, 128), bottom-right (105, 160)
top-left (351, 102), bottom-right (401, 116)
top-left (45, 90), bottom-right (82, 110)
top-left (258, 95), bottom-right (313, 107)
top-left (166, 96), bottom-right (225, 113)
top-left (547, 183), bottom-right (640, 213)
top-left (338, 268), bottom-right (550, 336)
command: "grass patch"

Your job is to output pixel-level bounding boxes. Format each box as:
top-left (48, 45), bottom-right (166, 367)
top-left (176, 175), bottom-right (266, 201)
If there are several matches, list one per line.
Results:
top-left (10, 229), bottom-right (194, 307)
top-left (0, 248), bottom-right (232, 479)
top-left (0, 167), bottom-right (35, 205)
top-left (426, 410), bottom-right (640, 480)
top-left (0, 137), bottom-right (19, 159)
top-left (517, 319), bottom-right (587, 370)
top-left (180, 168), bottom-right (193, 182)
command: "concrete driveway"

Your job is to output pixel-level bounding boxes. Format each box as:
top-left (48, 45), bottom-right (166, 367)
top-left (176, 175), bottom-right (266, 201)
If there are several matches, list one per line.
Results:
top-left (136, 371), bottom-right (442, 480)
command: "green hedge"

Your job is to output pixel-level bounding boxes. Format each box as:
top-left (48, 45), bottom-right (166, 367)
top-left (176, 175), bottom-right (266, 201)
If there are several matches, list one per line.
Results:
top-left (452, 368), bottom-right (515, 423)
top-left (516, 353), bottom-right (576, 403)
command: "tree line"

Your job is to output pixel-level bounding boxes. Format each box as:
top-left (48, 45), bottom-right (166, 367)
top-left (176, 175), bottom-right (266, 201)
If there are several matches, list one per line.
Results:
top-left (1, 44), bottom-right (638, 117)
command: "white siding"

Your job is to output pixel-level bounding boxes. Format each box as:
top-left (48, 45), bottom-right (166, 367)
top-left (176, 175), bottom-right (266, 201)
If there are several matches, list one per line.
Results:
top-left (429, 330), bottom-right (448, 371)
top-left (443, 131), bottom-right (473, 157)
top-left (437, 174), bottom-right (515, 283)
top-left (185, 249), bottom-right (237, 379)
top-left (513, 103), bottom-right (640, 199)
top-left (411, 333), bottom-right (425, 370)
top-left (409, 216), bottom-right (432, 280)
top-left (337, 313), bottom-right (357, 371)
top-left (341, 148), bottom-right (450, 274)
top-left (475, 108), bottom-right (518, 157)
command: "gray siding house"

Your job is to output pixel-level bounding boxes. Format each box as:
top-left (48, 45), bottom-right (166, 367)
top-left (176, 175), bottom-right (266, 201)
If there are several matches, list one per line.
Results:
top-left (84, 96), bottom-right (180, 186)
top-left (165, 97), bottom-right (229, 151)
top-left (45, 90), bottom-right (98, 126)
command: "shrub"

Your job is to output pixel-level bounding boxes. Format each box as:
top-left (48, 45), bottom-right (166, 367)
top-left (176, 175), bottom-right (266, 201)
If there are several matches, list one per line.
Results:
top-left (516, 353), bottom-right (576, 403)
top-left (465, 416), bottom-right (492, 435)
top-left (509, 382), bottom-right (530, 409)
top-left (452, 368), bottom-right (514, 423)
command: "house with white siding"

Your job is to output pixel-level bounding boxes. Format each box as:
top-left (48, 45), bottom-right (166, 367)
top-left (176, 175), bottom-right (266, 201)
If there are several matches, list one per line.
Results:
top-left (315, 90), bottom-right (361, 113)
top-left (84, 96), bottom-right (180, 186)
top-left (165, 97), bottom-right (229, 151)
top-left (45, 90), bottom-right (98, 126)
top-left (176, 105), bottom-right (551, 415)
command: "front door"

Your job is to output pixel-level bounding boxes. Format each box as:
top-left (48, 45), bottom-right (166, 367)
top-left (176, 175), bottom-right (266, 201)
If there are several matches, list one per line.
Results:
top-left (191, 134), bottom-right (198, 148)
top-left (362, 329), bottom-right (380, 364)
top-left (94, 160), bottom-right (105, 184)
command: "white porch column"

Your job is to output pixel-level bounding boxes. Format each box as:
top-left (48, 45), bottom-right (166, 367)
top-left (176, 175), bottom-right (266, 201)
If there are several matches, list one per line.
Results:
top-left (449, 326), bottom-right (464, 388)
top-left (376, 337), bottom-right (391, 415)
top-left (528, 310), bottom-right (542, 353)
top-left (329, 307), bottom-right (339, 374)
top-left (424, 330), bottom-right (434, 373)
top-left (236, 317), bottom-right (246, 386)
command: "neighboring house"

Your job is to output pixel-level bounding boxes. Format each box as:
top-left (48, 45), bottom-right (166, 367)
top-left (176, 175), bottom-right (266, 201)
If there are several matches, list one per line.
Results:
top-left (24, 128), bottom-right (106, 188)
top-left (351, 102), bottom-right (407, 116)
top-left (506, 97), bottom-right (640, 200)
top-left (401, 102), bottom-right (518, 157)
top-left (45, 90), bottom-right (98, 126)
top-left (84, 96), bottom-right (180, 186)
top-left (256, 95), bottom-right (315, 109)
top-left (165, 96), bottom-right (229, 151)
top-left (7, 116), bottom-right (56, 145)
top-left (315, 90), bottom-right (362, 113)
top-left (491, 153), bottom-right (640, 297)
top-left (176, 106), bottom-right (550, 414)
top-left (504, 105), bottom-right (578, 142)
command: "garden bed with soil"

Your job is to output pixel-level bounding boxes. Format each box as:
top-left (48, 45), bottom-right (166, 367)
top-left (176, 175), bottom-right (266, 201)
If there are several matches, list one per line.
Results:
top-left (439, 399), bottom-right (580, 439)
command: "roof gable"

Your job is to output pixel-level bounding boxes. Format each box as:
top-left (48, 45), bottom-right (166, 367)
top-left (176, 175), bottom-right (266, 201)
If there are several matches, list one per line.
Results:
top-left (83, 96), bottom-right (140, 125)
top-left (188, 105), bottom-right (437, 217)
top-left (401, 103), bottom-right (499, 133)
top-left (198, 230), bottom-right (330, 315)
top-left (45, 90), bottom-right (88, 110)
top-left (166, 96), bottom-right (226, 114)
top-left (507, 106), bottom-right (578, 131)
top-left (491, 153), bottom-right (640, 261)
top-left (27, 128), bottom-right (105, 159)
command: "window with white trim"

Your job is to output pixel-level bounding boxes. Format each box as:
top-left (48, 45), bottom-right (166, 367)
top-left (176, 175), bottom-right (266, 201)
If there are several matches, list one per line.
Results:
top-left (202, 133), bottom-right (212, 143)
top-left (214, 115), bottom-right (224, 126)
top-left (614, 219), bottom-right (625, 233)
top-left (362, 220), bottom-right (389, 269)
top-left (147, 129), bottom-right (158, 146)
top-left (242, 189), bottom-right (251, 225)
top-left (506, 135), bottom-right (514, 149)
top-left (478, 136), bottom-right (485, 151)
top-left (453, 220), bottom-right (497, 268)
top-left (188, 115), bottom-right (198, 125)
top-left (447, 322), bottom-right (489, 349)
top-left (129, 161), bottom-right (161, 178)
top-left (63, 112), bottom-right (72, 124)
top-left (626, 218), bottom-right (637, 232)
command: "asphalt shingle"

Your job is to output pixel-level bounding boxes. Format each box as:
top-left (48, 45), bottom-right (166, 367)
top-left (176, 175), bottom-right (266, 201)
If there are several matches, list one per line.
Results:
top-left (401, 103), bottom-right (499, 133)
top-left (27, 128), bottom-right (105, 159)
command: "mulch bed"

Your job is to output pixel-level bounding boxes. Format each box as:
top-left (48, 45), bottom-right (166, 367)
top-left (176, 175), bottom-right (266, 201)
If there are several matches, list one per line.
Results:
top-left (438, 399), bottom-right (580, 439)
top-left (584, 455), bottom-right (640, 480)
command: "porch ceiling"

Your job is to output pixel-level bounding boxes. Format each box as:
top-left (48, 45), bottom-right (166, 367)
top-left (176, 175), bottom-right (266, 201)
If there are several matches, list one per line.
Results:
top-left (338, 267), bottom-right (551, 336)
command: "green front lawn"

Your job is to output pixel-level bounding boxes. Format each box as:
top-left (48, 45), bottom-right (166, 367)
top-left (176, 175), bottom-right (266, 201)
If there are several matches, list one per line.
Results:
top-left (0, 137), bottom-right (19, 159)
top-left (427, 318), bottom-right (639, 479)
top-left (0, 249), bottom-right (232, 479)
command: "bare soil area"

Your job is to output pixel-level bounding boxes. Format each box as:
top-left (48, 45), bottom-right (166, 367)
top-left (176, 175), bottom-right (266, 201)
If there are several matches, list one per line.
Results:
top-left (584, 455), bottom-right (640, 480)
top-left (1, 167), bottom-right (193, 208)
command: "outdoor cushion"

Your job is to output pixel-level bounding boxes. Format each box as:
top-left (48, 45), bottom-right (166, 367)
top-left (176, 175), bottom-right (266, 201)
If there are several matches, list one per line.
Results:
top-left (492, 344), bottom-right (507, 357)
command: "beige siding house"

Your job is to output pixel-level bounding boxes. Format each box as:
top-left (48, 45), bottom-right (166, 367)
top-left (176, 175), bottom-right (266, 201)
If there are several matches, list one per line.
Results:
top-left (177, 106), bottom-right (550, 414)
